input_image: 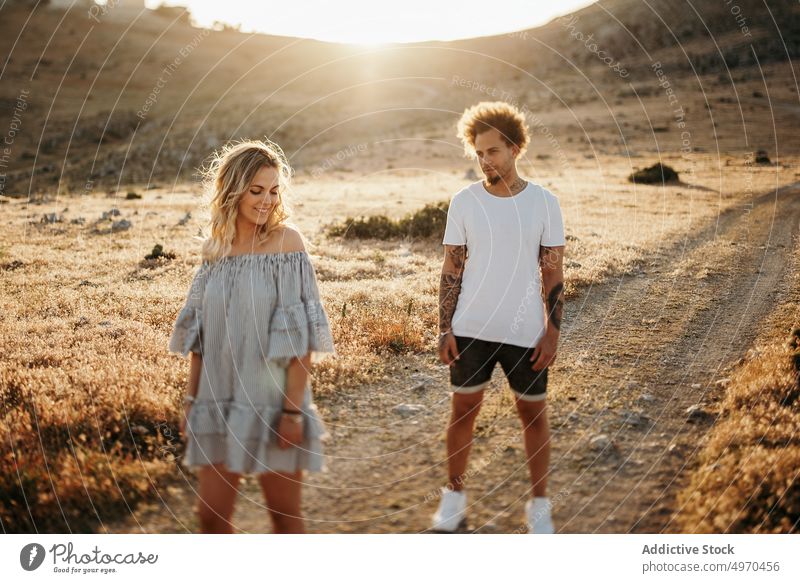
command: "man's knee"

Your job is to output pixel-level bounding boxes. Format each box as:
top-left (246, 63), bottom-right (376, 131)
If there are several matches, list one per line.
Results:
top-left (516, 399), bottom-right (548, 428)
top-left (451, 390), bottom-right (484, 422)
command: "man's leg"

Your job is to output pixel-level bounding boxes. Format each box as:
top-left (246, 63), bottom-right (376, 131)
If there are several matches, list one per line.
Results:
top-left (498, 343), bottom-right (550, 498)
top-left (432, 385), bottom-right (487, 532)
top-left (445, 336), bottom-right (496, 491)
top-left (514, 396), bottom-right (550, 497)
top-left (446, 386), bottom-right (487, 490)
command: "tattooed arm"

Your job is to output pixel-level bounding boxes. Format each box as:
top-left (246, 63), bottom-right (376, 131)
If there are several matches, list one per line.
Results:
top-left (541, 245), bottom-right (565, 333)
top-left (438, 244), bottom-right (466, 365)
top-left (530, 245), bottom-right (565, 371)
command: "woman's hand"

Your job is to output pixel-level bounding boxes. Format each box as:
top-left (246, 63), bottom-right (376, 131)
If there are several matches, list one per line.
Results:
top-left (179, 402), bottom-right (192, 439)
top-left (276, 413), bottom-right (304, 449)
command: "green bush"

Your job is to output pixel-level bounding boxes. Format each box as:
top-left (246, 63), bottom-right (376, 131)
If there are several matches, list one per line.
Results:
top-left (328, 201), bottom-right (448, 240)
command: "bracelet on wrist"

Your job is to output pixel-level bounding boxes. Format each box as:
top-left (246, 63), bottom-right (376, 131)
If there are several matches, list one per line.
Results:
top-left (282, 409), bottom-right (304, 424)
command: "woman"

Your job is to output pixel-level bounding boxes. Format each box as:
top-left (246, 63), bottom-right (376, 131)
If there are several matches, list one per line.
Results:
top-left (168, 139), bottom-right (335, 534)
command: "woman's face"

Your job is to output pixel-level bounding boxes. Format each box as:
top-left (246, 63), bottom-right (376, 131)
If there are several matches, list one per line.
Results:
top-left (237, 164), bottom-right (280, 226)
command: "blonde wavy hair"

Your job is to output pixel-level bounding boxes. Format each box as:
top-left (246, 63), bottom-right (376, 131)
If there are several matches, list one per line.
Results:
top-left (197, 139), bottom-right (295, 263)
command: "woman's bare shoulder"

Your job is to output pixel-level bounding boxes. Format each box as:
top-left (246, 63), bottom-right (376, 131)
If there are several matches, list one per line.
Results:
top-left (272, 223), bottom-right (306, 253)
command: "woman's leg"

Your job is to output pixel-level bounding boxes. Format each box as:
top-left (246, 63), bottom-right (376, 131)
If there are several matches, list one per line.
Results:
top-left (196, 463), bottom-right (241, 533)
top-left (258, 470), bottom-right (304, 533)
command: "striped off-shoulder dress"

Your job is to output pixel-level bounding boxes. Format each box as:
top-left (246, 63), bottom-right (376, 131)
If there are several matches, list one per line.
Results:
top-left (167, 250), bottom-right (335, 475)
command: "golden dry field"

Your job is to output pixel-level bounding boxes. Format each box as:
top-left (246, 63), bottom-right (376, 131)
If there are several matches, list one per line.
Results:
top-left (1, 0), bottom-right (799, 533)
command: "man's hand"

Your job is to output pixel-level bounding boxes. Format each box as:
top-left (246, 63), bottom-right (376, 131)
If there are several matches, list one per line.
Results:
top-left (530, 328), bottom-right (559, 371)
top-left (438, 331), bottom-right (460, 365)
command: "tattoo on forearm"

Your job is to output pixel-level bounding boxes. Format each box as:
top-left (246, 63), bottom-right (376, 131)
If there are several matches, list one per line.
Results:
top-left (439, 246), bottom-right (466, 340)
top-left (439, 272), bottom-right (461, 331)
top-left (545, 281), bottom-right (564, 331)
top-left (449, 245), bottom-right (466, 271)
top-left (540, 246), bottom-right (559, 270)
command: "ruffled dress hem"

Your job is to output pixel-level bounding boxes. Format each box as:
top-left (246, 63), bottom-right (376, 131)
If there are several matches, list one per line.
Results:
top-left (181, 400), bottom-right (328, 474)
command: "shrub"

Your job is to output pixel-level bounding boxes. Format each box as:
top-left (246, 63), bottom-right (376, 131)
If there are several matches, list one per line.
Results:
top-left (628, 163), bottom-right (679, 184)
top-left (328, 201), bottom-right (448, 240)
top-left (754, 149), bottom-right (771, 164)
top-left (143, 244), bottom-right (176, 262)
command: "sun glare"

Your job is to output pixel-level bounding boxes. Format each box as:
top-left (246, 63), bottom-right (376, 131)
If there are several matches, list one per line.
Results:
top-left (146, 0), bottom-right (597, 45)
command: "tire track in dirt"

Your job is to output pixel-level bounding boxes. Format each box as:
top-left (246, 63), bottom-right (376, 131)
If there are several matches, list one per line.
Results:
top-left (549, 182), bottom-right (800, 533)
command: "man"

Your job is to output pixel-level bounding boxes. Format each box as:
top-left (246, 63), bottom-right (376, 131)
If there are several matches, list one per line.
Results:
top-left (433, 101), bottom-right (566, 534)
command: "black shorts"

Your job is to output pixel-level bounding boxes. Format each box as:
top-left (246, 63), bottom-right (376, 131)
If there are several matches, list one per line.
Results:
top-left (449, 335), bottom-right (548, 401)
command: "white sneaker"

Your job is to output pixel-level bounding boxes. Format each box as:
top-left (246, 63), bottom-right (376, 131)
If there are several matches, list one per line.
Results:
top-left (431, 487), bottom-right (467, 532)
top-left (525, 497), bottom-right (555, 534)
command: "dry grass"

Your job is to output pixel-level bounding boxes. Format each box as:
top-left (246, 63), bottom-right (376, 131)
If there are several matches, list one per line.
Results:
top-left (673, 245), bottom-right (800, 533)
top-left (0, 0), bottom-right (797, 533)
top-left (0, 155), bottom-right (796, 532)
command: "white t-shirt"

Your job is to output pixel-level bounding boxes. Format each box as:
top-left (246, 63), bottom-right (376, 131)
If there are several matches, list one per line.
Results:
top-left (441, 179), bottom-right (566, 349)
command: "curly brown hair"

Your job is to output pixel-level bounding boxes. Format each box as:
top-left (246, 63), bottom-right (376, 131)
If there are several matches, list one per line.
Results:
top-left (456, 101), bottom-right (530, 158)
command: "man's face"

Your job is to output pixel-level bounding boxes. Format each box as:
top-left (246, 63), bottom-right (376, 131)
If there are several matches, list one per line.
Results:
top-left (474, 128), bottom-right (518, 185)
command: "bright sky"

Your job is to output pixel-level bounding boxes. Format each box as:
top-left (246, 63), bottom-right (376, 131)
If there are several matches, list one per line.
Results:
top-left (144, 0), bottom-right (597, 44)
